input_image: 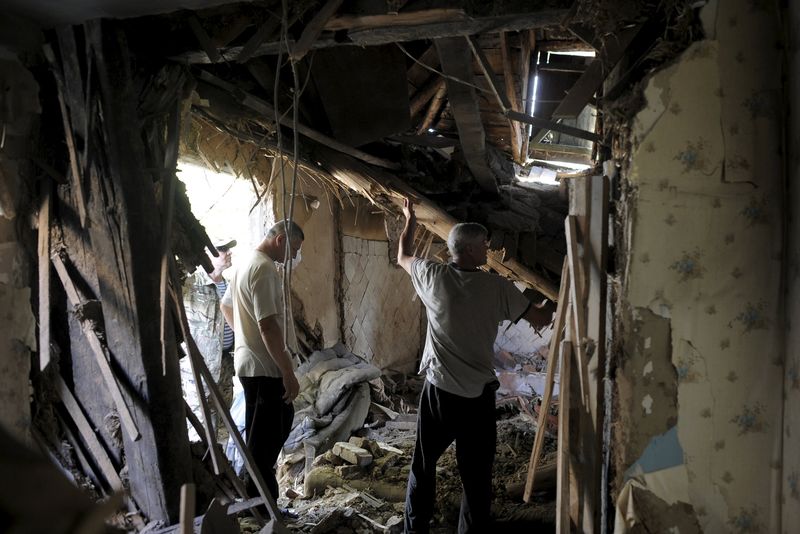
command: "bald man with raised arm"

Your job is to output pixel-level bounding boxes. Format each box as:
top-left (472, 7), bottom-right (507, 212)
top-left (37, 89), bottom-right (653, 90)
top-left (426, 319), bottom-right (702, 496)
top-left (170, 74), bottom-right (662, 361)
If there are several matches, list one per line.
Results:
top-left (398, 198), bottom-right (553, 534)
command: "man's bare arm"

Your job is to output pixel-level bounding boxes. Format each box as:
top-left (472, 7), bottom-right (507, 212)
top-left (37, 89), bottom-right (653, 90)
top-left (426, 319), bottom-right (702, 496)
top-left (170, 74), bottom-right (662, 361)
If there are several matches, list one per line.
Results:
top-left (397, 197), bottom-right (419, 274)
top-left (221, 303), bottom-right (234, 331)
top-left (258, 315), bottom-right (300, 403)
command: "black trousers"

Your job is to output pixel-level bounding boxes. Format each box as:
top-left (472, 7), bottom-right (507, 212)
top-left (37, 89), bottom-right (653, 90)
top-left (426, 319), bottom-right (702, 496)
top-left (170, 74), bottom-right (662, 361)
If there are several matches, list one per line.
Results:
top-left (239, 376), bottom-right (294, 500)
top-left (404, 380), bottom-right (497, 534)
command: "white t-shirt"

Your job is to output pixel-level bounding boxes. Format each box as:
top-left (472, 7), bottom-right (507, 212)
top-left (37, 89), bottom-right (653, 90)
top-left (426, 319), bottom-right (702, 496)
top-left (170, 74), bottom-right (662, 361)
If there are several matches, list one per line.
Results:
top-left (410, 259), bottom-right (531, 398)
top-left (221, 251), bottom-right (295, 378)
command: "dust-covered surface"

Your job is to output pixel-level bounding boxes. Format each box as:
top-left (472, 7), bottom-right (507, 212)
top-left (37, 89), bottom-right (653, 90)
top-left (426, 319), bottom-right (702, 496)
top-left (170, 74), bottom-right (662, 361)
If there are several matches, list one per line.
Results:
top-left (248, 375), bottom-right (558, 533)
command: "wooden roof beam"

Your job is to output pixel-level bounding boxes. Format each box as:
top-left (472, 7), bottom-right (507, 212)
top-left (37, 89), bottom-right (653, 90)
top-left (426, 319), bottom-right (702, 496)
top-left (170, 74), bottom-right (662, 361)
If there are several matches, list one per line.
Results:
top-left (316, 146), bottom-right (558, 300)
top-left (171, 7), bottom-right (568, 64)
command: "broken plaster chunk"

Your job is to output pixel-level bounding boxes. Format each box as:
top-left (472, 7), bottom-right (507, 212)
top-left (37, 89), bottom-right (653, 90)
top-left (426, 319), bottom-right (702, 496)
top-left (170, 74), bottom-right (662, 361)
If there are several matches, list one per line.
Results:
top-left (335, 464), bottom-right (363, 479)
top-left (333, 441), bottom-right (373, 466)
top-left (643, 361), bottom-right (654, 377)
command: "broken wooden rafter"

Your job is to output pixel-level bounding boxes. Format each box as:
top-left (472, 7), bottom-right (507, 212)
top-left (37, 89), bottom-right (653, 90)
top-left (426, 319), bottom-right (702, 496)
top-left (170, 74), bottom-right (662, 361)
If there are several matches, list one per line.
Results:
top-left (551, 25), bottom-right (641, 118)
top-left (51, 254), bottom-right (141, 442)
top-left (417, 81), bottom-right (447, 134)
top-left (172, 8), bottom-right (568, 64)
top-left (500, 32), bottom-right (524, 162)
top-left (518, 30), bottom-right (535, 161)
top-left (290, 0), bottom-right (345, 61)
top-left (436, 36), bottom-right (498, 193)
top-left (236, 18), bottom-right (281, 63)
top-left (198, 71), bottom-right (400, 171)
top-left (325, 8), bottom-right (466, 32)
top-left (188, 16), bottom-right (221, 63)
top-left (316, 146), bottom-right (558, 299)
top-left (409, 76), bottom-right (446, 118)
top-left (507, 111), bottom-right (600, 143)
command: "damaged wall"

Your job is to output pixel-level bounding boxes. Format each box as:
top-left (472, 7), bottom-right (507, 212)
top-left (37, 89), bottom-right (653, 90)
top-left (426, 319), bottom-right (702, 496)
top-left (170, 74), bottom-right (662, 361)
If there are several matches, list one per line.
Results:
top-left (342, 235), bottom-right (421, 373)
top-left (613, 1), bottom-right (784, 531)
top-left (272, 177), bottom-right (340, 348)
top-left (0, 18), bottom-right (41, 442)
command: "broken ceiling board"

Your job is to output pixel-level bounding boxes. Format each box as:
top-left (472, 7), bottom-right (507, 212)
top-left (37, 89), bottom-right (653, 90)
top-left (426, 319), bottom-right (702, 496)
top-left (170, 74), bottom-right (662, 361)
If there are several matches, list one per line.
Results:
top-left (312, 45), bottom-right (410, 147)
top-left (551, 25), bottom-right (641, 118)
top-left (435, 36), bottom-right (497, 193)
top-left (173, 8), bottom-right (569, 63)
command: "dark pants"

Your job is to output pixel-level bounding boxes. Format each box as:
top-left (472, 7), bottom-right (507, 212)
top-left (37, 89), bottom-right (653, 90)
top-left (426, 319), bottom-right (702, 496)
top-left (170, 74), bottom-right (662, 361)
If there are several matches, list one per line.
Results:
top-left (240, 376), bottom-right (294, 500)
top-left (404, 380), bottom-right (497, 534)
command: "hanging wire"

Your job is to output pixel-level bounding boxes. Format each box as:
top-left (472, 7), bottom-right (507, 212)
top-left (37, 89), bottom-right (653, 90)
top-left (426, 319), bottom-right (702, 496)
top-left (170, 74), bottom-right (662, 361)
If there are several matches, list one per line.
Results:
top-left (395, 42), bottom-right (494, 96)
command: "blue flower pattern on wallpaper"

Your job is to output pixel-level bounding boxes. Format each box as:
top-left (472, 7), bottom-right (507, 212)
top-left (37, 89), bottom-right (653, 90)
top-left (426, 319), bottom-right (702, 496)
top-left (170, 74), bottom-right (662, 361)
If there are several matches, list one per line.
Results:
top-left (728, 506), bottom-right (763, 533)
top-left (741, 196), bottom-right (769, 226)
top-left (731, 404), bottom-right (767, 435)
top-left (669, 249), bottom-right (705, 282)
top-left (789, 472), bottom-right (799, 500)
top-left (731, 301), bottom-right (769, 332)
top-left (674, 138), bottom-right (711, 173)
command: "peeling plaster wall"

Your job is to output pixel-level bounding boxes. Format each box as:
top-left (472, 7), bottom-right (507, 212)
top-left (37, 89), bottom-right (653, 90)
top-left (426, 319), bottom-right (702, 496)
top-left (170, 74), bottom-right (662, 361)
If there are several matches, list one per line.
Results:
top-left (271, 179), bottom-right (340, 347)
top-left (342, 236), bottom-right (421, 373)
top-left (0, 30), bottom-right (40, 442)
top-left (615, 1), bottom-right (784, 531)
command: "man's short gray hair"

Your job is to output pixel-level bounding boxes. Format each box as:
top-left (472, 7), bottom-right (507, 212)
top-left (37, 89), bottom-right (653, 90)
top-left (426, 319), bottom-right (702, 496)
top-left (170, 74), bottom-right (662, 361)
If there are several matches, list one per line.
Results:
top-left (266, 219), bottom-right (305, 241)
top-left (447, 223), bottom-right (488, 257)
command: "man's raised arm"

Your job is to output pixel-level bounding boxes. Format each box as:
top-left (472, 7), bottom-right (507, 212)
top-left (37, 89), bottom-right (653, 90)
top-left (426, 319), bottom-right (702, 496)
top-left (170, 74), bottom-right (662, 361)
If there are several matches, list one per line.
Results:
top-left (397, 197), bottom-right (419, 274)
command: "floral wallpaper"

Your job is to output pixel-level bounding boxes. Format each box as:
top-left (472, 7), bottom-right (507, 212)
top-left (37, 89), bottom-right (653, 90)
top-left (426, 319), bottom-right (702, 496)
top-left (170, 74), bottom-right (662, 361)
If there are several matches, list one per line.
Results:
top-left (616, 0), bottom-right (786, 531)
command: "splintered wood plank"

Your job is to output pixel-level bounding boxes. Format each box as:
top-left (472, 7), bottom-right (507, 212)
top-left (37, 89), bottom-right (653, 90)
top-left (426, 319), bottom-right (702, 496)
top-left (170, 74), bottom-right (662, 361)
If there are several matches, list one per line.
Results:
top-left (38, 183), bottom-right (51, 371)
top-left (170, 286), bottom-right (286, 530)
top-left (524, 259), bottom-right (570, 502)
top-left (55, 375), bottom-right (125, 492)
top-left (179, 483), bottom-right (196, 534)
top-left (556, 338), bottom-right (573, 534)
top-left (168, 268), bottom-right (223, 476)
top-left (291, 0), bottom-right (345, 61)
top-left (565, 215), bottom-right (591, 408)
top-left (52, 254), bottom-right (141, 442)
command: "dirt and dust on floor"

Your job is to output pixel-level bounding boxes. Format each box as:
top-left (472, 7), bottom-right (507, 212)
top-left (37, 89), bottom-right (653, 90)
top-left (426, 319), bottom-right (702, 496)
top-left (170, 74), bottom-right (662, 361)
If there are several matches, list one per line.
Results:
top-left (233, 346), bottom-right (560, 534)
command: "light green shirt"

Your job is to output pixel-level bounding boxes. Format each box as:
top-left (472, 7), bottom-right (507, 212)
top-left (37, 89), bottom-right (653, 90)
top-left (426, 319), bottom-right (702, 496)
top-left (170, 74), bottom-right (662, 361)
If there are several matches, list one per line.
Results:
top-left (410, 259), bottom-right (530, 398)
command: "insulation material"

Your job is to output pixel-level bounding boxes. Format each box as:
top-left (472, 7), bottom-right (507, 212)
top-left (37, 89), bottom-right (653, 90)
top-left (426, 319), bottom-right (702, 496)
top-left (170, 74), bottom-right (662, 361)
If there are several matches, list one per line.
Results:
top-left (615, 1), bottom-right (783, 531)
top-left (342, 236), bottom-right (421, 373)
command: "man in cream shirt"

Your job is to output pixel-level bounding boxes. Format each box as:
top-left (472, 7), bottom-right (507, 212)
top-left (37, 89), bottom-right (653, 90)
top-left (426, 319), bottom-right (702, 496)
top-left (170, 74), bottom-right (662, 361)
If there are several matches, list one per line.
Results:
top-left (221, 220), bottom-right (304, 502)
